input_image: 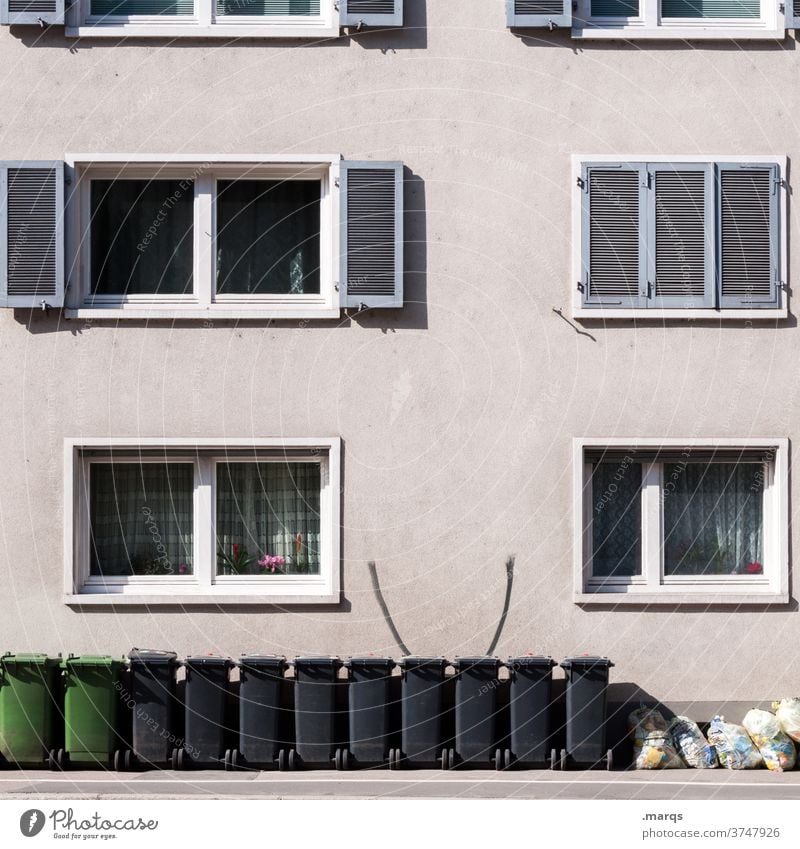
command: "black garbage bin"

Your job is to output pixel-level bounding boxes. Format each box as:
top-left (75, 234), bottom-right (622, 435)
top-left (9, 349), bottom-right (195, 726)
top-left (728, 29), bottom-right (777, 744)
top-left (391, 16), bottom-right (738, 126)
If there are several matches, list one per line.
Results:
top-left (450, 657), bottom-right (503, 769)
top-left (506, 655), bottom-right (555, 770)
top-left (173, 656), bottom-right (233, 770)
top-left (343, 656), bottom-right (395, 769)
top-left (559, 656), bottom-right (614, 771)
top-left (123, 649), bottom-right (179, 770)
top-left (231, 655), bottom-right (287, 771)
top-left (285, 656), bottom-right (344, 770)
top-left (396, 657), bottom-right (448, 769)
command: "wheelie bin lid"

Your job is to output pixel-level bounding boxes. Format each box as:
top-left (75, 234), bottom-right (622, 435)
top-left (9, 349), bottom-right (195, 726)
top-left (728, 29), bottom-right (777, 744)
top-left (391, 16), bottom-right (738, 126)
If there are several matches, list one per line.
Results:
top-left (185, 655), bottom-right (233, 668)
top-left (452, 656), bottom-right (501, 671)
top-left (128, 649), bottom-right (178, 665)
top-left (238, 655), bottom-right (287, 669)
top-left (560, 656), bottom-right (614, 669)
top-left (1, 653), bottom-right (60, 667)
top-left (344, 656), bottom-right (395, 670)
top-left (507, 655), bottom-right (556, 668)
top-left (62, 655), bottom-right (124, 668)
top-left (292, 656), bottom-right (342, 668)
top-left (398, 656), bottom-right (448, 670)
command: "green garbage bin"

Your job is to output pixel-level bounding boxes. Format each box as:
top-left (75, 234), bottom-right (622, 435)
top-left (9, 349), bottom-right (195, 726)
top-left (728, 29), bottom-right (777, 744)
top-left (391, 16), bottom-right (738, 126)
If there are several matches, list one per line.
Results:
top-left (60, 656), bottom-right (126, 770)
top-left (0, 654), bottom-right (61, 769)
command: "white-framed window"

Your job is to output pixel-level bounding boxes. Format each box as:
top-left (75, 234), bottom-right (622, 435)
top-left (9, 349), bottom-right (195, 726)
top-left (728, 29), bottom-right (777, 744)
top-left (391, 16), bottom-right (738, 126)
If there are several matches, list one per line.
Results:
top-left (572, 155), bottom-right (787, 320)
top-left (573, 438), bottom-right (789, 604)
top-left (64, 437), bottom-right (341, 605)
top-left (571, 0), bottom-right (784, 38)
top-left (64, 0), bottom-right (340, 38)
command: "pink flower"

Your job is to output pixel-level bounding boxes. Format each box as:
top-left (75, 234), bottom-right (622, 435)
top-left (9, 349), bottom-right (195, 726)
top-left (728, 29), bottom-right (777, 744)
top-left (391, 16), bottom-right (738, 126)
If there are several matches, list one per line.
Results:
top-left (258, 554), bottom-right (286, 573)
top-left (178, 563), bottom-right (189, 575)
top-left (745, 562), bottom-right (763, 575)
top-left (232, 543), bottom-right (241, 560)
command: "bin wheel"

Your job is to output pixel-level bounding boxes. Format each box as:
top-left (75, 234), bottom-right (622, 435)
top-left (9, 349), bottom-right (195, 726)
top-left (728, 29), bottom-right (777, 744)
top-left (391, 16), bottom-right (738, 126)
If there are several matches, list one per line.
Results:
top-left (559, 748), bottom-right (567, 772)
top-left (389, 748), bottom-right (401, 770)
top-left (288, 749), bottom-right (298, 771)
top-left (125, 750), bottom-right (134, 771)
top-left (224, 749), bottom-right (232, 771)
top-left (48, 749), bottom-right (59, 772)
top-left (606, 749), bottom-right (614, 771)
top-left (341, 749), bottom-right (351, 771)
top-left (441, 748), bottom-right (449, 770)
top-left (388, 748), bottom-right (395, 770)
top-left (334, 749), bottom-right (342, 771)
top-left (113, 750), bottom-right (124, 772)
top-left (278, 749), bottom-right (288, 771)
top-left (171, 748), bottom-right (185, 771)
top-left (231, 749), bottom-right (240, 770)
top-left (494, 748), bottom-right (503, 771)
top-left (504, 749), bottom-right (512, 770)
top-left (549, 748), bottom-right (558, 770)
top-left (56, 749), bottom-right (67, 771)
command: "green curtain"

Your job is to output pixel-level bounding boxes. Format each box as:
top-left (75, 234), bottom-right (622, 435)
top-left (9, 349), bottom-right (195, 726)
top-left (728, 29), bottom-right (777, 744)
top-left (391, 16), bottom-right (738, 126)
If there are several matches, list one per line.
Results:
top-left (215, 180), bottom-right (321, 296)
top-left (661, 0), bottom-right (759, 17)
top-left (91, 0), bottom-right (194, 17)
top-left (216, 0), bottom-right (320, 15)
top-left (89, 463), bottom-right (194, 577)
top-left (90, 179), bottom-right (194, 297)
top-left (591, 462), bottom-right (643, 578)
top-left (215, 462), bottom-right (321, 575)
top-left (663, 463), bottom-right (764, 576)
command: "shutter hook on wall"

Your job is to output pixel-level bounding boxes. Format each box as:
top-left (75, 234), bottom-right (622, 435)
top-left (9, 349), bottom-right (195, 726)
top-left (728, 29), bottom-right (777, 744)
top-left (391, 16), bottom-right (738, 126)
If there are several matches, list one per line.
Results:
top-left (40, 300), bottom-right (50, 313)
top-left (548, 18), bottom-right (559, 30)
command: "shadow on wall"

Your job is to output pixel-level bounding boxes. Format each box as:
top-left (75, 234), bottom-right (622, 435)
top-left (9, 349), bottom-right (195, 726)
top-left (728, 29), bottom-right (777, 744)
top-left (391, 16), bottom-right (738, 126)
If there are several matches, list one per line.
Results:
top-left (12, 2), bottom-right (426, 49)
top-left (15, 167), bottom-right (428, 335)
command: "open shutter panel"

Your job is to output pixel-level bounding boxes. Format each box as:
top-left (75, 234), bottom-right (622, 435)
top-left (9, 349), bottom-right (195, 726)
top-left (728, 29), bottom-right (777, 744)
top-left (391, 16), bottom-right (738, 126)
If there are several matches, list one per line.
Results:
top-left (718, 164), bottom-right (780, 309)
top-left (0, 162), bottom-right (65, 309)
top-left (648, 164), bottom-right (714, 309)
top-left (506, 0), bottom-right (571, 29)
top-left (582, 164), bottom-right (646, 308)
top-left (0, 0), bottom-right (64, 24)
top-left (340, 0), bottom-right (402, 27)
top-left (341, 161), bottom-right (403, 310)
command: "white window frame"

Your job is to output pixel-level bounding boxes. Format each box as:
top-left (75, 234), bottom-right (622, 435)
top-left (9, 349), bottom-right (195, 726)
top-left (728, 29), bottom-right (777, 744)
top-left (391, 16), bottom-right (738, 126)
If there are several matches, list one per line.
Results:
top-left (573, 437), bottom-right (789, 604)
top-left (571, 154), bottom-right (788, 320)
top-left (64, 437), bottom-right (341, 605)
top-left (572, 0), bottom-right (784, 38)
top-left (64, 0), bottom-right (339, 38)
top-left (64, 154), bottom-right (340, 320)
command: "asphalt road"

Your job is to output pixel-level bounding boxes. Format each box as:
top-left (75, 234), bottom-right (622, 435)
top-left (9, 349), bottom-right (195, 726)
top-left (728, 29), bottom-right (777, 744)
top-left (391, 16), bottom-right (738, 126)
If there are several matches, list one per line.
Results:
top-left (2, 769), bottom-right (800, 800)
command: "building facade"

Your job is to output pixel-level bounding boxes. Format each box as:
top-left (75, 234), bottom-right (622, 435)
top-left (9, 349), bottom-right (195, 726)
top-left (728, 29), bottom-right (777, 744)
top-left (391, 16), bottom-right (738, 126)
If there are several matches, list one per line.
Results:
top-left (0, 0), bottom-right (797, 708)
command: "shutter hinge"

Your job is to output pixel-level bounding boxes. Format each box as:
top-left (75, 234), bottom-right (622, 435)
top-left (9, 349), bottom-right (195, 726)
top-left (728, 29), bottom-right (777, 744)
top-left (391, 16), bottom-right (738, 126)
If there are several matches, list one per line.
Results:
top-left (779, 2), bottom-right (785, 12)
top-left (577, 280), bottom-right (585, 293)
top-left (576, 176), bottom-right (585, 190)
top-left (773, 177), bottom-right (784, 194)
top-left (643, 172), bottom-right (652, 189)
top-left (335, 176), bottom-right (340, 188)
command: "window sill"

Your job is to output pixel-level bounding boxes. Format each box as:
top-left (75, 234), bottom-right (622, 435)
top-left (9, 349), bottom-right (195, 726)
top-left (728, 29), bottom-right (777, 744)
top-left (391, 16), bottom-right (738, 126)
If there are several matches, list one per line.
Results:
top-left (573, 307), bottom-right (787, 321)
top-left (64, 306), bottom-right (340, 320)
top-left (64, 22), bottom-right (339, 38)
top-left (66, 590), bottom-right (339, 606)
top-left (575, 590), bottom-right (788, 605)
top-left (571, 24), bottom-right (784, 40)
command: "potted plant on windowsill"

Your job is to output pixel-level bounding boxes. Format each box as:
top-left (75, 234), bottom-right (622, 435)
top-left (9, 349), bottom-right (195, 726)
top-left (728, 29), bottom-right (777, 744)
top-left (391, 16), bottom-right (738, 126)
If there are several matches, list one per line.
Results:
top-left (217, 543), bottom-right (257, 576)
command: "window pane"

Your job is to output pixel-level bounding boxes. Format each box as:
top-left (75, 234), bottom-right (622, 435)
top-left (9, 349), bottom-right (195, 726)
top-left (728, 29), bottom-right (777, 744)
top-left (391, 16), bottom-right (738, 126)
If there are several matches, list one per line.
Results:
top-left (90, 0), bottom-right (193, 15)
top-left (89, 463), bottom-right (194, 577)
top-left (663, 463), bottom-right (764, 576)
top-left (216, 462), bottom-right (321, 576)
top-left (591, 461), bottom-right (642, 578)
top-left (215, 180), bottom-right (321, 296)
top-left (90, 180), bottom-right (194, 296)
top-left (216, 0), bottom-right (320, 15)
top-left (591, 0), bottom-right (639, 15)
top-left (661, 0), bottom-right (758, 17)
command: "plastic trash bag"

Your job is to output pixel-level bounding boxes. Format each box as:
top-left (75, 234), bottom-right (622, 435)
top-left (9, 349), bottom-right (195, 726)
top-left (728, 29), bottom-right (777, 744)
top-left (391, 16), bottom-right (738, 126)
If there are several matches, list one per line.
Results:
top-left (772, 699), bottom-right (800, 744)
top-left (707, 716), bottom-right (763, 769)
top-left (742, 709), bottom-right (796, 772)
top-left (628, 707), bottom-right (684, 769)
top-left (668, 716), bottom-right (718, 768)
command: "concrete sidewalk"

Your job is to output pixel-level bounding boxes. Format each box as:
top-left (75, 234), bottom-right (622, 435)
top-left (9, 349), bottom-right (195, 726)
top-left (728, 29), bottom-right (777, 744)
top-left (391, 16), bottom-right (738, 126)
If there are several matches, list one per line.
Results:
top-left (1, 769), bottom-right (800, 800)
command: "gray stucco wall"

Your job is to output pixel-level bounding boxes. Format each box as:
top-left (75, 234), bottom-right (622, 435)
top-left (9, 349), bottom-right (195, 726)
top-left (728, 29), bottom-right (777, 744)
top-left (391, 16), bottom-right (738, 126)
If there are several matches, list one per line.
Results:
top-left (1, 1), bottom-right (798, 702)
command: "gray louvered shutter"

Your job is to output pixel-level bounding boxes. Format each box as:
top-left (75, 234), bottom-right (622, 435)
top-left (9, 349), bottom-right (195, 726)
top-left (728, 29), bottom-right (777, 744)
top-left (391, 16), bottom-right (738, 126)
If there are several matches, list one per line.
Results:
top-left (340, 161), bottom-right (403, 309)
top-left (647, 163), bottom-right (714, 309)
top-left (0, 0), bottom-right (64, 24)
top-left (0, 162), bottom-right (64, 309)
top-left (581, 163), bottom-right (647, 308)
top-left (718, 164), bottom-right (780, 309)
top-left (340, 0), bottom-right (402, 27)
top-left (506, 0), bottom-right (571, 28)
